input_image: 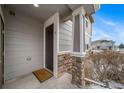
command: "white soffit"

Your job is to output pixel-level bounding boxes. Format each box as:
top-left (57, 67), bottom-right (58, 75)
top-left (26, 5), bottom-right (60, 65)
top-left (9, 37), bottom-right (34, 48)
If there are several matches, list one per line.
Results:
top-left (4, 4), bottom-right (76, 22)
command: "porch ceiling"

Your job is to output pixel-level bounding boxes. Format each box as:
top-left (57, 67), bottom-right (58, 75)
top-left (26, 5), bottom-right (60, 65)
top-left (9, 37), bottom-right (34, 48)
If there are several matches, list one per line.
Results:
top-left (4, 4), bottom-right (81, 22)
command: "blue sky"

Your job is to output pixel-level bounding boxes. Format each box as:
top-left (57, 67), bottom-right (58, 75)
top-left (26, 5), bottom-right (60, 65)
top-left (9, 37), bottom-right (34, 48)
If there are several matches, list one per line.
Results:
top-left (92, 4), bottom-right (124, 45)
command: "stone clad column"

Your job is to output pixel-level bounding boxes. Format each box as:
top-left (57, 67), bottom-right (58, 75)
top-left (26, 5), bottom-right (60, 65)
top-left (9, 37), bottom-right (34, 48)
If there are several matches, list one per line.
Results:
top-left (71, 56), bottom-right (86, 88)
top-left (71, 6), bottom-right (86, 88)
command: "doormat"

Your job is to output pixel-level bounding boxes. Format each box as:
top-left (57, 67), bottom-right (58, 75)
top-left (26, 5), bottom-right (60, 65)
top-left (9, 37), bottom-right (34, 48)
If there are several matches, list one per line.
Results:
top-left (33, 68), bottom-right (53, 83)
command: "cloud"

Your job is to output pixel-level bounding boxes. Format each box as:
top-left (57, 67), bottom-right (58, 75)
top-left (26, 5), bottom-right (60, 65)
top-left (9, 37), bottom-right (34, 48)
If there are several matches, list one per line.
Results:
top-left (92, 27), bottom-right (113, 41)
top-left (93, 22), bottom-right (124, 45)
top-left (100, 17), bottom-right (116, 26)
top-left (92, 14), bottom-right (124, 45)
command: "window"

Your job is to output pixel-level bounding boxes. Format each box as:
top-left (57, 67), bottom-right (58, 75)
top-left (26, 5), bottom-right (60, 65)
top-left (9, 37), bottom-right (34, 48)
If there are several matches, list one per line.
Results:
top-left (109, 46), bottom-right (112, 50)
top-left (86, 44), bottom-right (89, 50)
top-left (85, 18), bottom-right (88, 28)
top-left (73, 15), bottom-right (80, 52)
top-left (97, 46), bottom-right (100, 50)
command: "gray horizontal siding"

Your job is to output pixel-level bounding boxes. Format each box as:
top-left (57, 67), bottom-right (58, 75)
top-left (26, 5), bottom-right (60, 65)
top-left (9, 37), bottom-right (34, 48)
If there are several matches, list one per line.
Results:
top-left (59, 20), bottom-right (72, 51)
top-left (4, 9), bottom-right (43, 80)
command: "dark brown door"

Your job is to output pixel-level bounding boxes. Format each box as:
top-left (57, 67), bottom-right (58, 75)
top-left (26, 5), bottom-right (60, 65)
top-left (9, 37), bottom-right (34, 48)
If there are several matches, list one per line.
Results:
top-left (45, 24), bottom-right (54, 72)
top-left (0, 15), bottom-right (4, 88)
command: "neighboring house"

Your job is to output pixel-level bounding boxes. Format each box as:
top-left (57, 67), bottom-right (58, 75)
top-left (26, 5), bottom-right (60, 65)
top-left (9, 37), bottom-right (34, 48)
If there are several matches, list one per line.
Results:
top-left (0, 4), bottom-right (99, 88)
top-left (118, 43), bottom-right (124, 51)
top-left (91, 40), bottom-right (115, 50)
top-left (114, 45), bottom-right (119, 51)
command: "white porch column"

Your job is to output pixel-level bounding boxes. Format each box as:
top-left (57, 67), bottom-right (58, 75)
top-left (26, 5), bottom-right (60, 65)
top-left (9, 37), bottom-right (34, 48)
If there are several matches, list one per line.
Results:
top-left (72, 7), bottom-right (86, 56)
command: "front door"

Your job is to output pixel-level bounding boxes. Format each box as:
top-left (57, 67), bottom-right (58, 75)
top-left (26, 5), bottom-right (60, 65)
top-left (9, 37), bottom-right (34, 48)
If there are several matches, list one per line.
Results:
top-left (0, 15), bottom-right (4, 88)
top-left (45, 24), bottom-right (54, 72)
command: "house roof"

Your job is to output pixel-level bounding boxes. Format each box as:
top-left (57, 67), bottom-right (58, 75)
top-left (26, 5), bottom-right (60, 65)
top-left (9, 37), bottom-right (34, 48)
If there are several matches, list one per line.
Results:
top-left (92, 40), bottom-right (115, 45)
top-left (119, 44), bottom-right (124, 48)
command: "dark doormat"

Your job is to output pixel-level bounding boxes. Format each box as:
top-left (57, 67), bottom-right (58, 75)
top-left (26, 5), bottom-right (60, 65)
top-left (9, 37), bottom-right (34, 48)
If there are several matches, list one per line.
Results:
top-left (33, 68), bottom-right (53, 83)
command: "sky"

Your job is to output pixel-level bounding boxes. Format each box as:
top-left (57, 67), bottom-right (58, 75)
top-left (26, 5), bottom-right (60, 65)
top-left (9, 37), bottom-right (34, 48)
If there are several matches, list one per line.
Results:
top-left (92, 4), bottom-right (124, 45)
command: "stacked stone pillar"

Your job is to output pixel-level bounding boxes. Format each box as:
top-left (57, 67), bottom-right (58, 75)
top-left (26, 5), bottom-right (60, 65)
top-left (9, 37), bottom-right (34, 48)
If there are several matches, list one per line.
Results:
top-left (71, 56), bottom-right (85, 88)
top-left (58, 53), bottom-right (73, 77)
top-left (58, 53), bottom-right (86, 88)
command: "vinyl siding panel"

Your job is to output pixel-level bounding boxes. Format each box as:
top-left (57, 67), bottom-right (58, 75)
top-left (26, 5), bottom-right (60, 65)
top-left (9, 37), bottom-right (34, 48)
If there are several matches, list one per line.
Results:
top-left (4, 9), bottom-right (43, 80)
top-left (59, 20), bottom-right (72, 52)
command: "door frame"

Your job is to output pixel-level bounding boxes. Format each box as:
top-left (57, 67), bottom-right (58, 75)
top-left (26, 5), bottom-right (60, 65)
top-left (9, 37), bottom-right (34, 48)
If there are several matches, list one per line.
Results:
top-left (45, 24), bottom-right (54, 72)
top-left (43, 13), bottom-right (59, 78)
top-left (0, 13), bottom-right (4, 87)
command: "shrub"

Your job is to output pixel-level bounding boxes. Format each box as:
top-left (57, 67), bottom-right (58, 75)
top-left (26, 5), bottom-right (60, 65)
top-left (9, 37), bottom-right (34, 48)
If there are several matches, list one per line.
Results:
top-left (86, 51), bottom-right (124, 84)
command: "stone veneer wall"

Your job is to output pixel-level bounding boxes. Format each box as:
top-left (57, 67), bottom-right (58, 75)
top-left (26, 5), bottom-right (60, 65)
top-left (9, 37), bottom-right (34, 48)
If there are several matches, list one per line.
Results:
top-left (58, 53), bottom-right (73, 77)
top-left (58, 53), bottom-right (86, 88)
top-left (71, 56), bottom-right (86, 88)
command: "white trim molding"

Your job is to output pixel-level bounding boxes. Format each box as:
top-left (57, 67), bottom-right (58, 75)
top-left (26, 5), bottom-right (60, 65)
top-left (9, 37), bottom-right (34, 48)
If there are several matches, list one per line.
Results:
top-left (43, 12), bottom-right (59, 78)
top-left (58, 51), bottom-right (71, 55)
top-left (72, 6), bottom-right (86, 56)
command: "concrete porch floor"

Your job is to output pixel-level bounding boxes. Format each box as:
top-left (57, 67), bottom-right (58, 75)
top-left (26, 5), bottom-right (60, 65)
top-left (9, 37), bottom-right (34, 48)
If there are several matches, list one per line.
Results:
top-left (3, 73), bottom-right (79, 89)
